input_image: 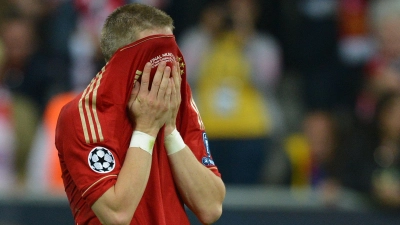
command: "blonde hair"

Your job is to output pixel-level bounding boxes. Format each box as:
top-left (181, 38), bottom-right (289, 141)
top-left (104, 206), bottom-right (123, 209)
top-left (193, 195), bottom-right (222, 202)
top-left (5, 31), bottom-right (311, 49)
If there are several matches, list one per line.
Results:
top-left (100, 3), bottom-right (174, 61)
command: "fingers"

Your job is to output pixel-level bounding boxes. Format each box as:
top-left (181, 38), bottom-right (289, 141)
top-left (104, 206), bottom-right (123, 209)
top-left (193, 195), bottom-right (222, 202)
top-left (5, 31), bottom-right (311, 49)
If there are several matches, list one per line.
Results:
top-left (138, 61), bottom-right (176, 102)
top-left (170, 77), bottom-right (177, 98)
top-left (148, 61), bottom-right (167, 98)
top-left (170, 61), bottom-right (181, 108)
top-left (139, 62), bottom-right (152, 94)
top-left (172, 61), bottom-right (181, 93)
top-left (152, 63), bottom-right (171, 100)
top-left (165, 78), bottom-right (173, 102)
top-left (130, 81), bottom-right (140, 103)
top-left (157, 65), bottom-right (171, 99)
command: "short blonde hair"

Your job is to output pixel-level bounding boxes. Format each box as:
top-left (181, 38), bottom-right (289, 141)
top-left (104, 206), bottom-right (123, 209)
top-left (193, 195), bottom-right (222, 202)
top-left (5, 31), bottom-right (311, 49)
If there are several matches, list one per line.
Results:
top-left (100, 3), bottom-right (174, 61)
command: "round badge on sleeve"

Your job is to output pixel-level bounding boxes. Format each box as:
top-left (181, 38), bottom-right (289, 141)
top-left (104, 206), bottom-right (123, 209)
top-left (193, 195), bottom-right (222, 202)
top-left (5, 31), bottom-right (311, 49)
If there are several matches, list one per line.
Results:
top-left (201, 132), bottom-right (215, 166)
top-left (88, 147), bottom-right (116, 173)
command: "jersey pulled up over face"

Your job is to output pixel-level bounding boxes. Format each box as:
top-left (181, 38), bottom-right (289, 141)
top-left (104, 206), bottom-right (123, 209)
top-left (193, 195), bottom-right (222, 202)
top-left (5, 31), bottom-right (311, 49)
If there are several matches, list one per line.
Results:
top-left (55, 34), bottom-right (220, 225)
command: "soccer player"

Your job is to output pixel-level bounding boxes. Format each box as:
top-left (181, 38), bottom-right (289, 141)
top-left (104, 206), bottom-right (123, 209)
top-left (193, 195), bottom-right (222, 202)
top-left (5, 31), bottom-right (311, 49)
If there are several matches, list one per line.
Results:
top-left (55, 3), bottom-right (225, 225)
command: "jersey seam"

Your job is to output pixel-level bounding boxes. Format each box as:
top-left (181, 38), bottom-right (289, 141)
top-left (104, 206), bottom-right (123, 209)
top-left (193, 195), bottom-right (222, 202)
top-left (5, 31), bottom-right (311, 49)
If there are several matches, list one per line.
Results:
top-left (82, 174), bottom-right (117, 197)
top-left (119, 35), bottom-right (173, 52)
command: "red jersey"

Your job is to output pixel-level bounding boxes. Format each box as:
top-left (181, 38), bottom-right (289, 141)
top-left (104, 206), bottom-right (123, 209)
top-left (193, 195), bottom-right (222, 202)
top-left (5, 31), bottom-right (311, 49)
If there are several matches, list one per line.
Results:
top-left (55, 35), bottom-right (220, 225)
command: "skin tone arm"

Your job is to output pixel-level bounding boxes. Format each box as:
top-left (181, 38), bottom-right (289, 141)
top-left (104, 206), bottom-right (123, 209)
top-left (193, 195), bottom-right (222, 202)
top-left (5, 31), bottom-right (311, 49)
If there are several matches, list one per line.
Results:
top-left (164, 62), bottom-right (226, 225)
top-left (91, 61), bottom-right (174, 225)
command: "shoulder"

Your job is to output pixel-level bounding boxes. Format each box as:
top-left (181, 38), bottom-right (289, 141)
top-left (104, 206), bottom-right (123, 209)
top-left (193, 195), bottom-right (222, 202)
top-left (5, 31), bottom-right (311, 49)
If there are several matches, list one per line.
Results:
top-left (57, 94), bottom-right (79, 119)
top-left (55, 94), bottom-right (80, 139)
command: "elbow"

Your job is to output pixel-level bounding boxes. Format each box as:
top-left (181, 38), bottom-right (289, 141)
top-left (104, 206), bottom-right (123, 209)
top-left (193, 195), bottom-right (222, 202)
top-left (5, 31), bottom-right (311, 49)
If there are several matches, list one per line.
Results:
top-left (197, 179), bottom-right (226, 224)
top-left (91, 187), bottom-right (139, 225)
top-left (98, 211), bottom-right (132, 225)
top-left (197, 202), bottom-right (223, 225)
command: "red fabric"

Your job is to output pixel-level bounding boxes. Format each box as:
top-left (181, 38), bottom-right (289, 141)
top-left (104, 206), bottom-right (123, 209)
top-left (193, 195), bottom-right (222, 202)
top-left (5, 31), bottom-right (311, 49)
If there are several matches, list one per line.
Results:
top-left (55, 35), bottom-right (220, 225)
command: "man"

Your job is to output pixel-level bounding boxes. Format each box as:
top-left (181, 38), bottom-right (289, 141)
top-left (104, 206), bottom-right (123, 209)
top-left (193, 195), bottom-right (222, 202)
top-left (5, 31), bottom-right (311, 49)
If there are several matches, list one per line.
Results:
top-left (55, 3), bottom-right (225, 225)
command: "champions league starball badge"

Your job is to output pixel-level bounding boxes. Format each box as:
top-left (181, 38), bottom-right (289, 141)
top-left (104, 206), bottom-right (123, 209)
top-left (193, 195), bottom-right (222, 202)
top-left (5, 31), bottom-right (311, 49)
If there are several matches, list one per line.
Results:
top-left (88, 147), bottom-right (116, 173)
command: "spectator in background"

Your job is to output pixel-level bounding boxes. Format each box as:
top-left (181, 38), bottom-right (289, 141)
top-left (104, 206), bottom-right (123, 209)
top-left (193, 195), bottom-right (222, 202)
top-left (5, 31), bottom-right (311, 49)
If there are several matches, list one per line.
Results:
top-left (343, 92), bottom-right (400, 211)
top-left (288, 0), bottom-right (364, 131)
top-left (0, 13), bottom-right (42, 192)
top-left (356, 0), bottom-right (400, 124)
top-left (178, 0), bottom-right (228, 87)
top-left (179, 0), bottom-right (284, 184)
top-left (0, 15), bottom-right (51, 113)
top-left (265, 110), bottom-right (343, 205)
top-left (2, 0), bottom-right (71, 106)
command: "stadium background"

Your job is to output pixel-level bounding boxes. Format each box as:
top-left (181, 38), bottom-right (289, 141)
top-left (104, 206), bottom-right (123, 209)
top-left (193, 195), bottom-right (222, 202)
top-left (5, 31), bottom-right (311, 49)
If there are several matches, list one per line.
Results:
top-left (2, 0), bottom-right (400, 224)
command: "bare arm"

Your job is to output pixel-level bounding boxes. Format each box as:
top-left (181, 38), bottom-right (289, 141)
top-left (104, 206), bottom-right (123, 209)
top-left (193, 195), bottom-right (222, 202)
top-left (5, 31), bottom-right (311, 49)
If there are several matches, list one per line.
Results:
top-left (165, 62), bottom-right (226, 224)
top-left (168, 147), bottom-right (226, 224)
top-left (91, 62), bottom-right (173, 225)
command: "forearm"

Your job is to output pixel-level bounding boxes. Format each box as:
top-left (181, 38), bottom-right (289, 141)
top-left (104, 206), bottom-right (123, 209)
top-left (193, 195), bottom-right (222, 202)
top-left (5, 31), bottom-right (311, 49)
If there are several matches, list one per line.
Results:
top-left (168, 146), bottom-right (225, 224)
top-left (92, 146), bottom-right (152, 225)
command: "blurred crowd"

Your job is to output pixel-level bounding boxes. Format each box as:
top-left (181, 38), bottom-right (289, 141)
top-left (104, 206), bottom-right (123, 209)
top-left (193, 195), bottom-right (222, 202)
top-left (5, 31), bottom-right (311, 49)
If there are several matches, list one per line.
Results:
top-left (1, 0), bottom-right (400, 212)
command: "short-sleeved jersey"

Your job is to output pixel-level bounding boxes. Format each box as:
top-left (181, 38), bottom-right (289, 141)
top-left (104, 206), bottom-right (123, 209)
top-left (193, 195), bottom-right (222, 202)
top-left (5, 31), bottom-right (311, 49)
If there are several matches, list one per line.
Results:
top-left (55, 35), bottom-right (220, 225)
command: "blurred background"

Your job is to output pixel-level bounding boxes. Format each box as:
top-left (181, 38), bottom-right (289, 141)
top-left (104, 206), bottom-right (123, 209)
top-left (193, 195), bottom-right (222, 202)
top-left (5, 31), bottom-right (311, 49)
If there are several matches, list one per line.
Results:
top-left (1, 0), bottom-right (400, 224)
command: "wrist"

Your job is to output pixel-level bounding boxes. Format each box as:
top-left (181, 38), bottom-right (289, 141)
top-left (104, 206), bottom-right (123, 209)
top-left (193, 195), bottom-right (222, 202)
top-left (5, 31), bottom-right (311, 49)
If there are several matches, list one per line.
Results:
top-left (164, 125), bottom-right (176, 136)
top-left (130, 131), bottom-right (156, 155)
top-left (164, 128), bottom-right (185, 155)
top-left (134, 124), bottom-right (159, 138)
